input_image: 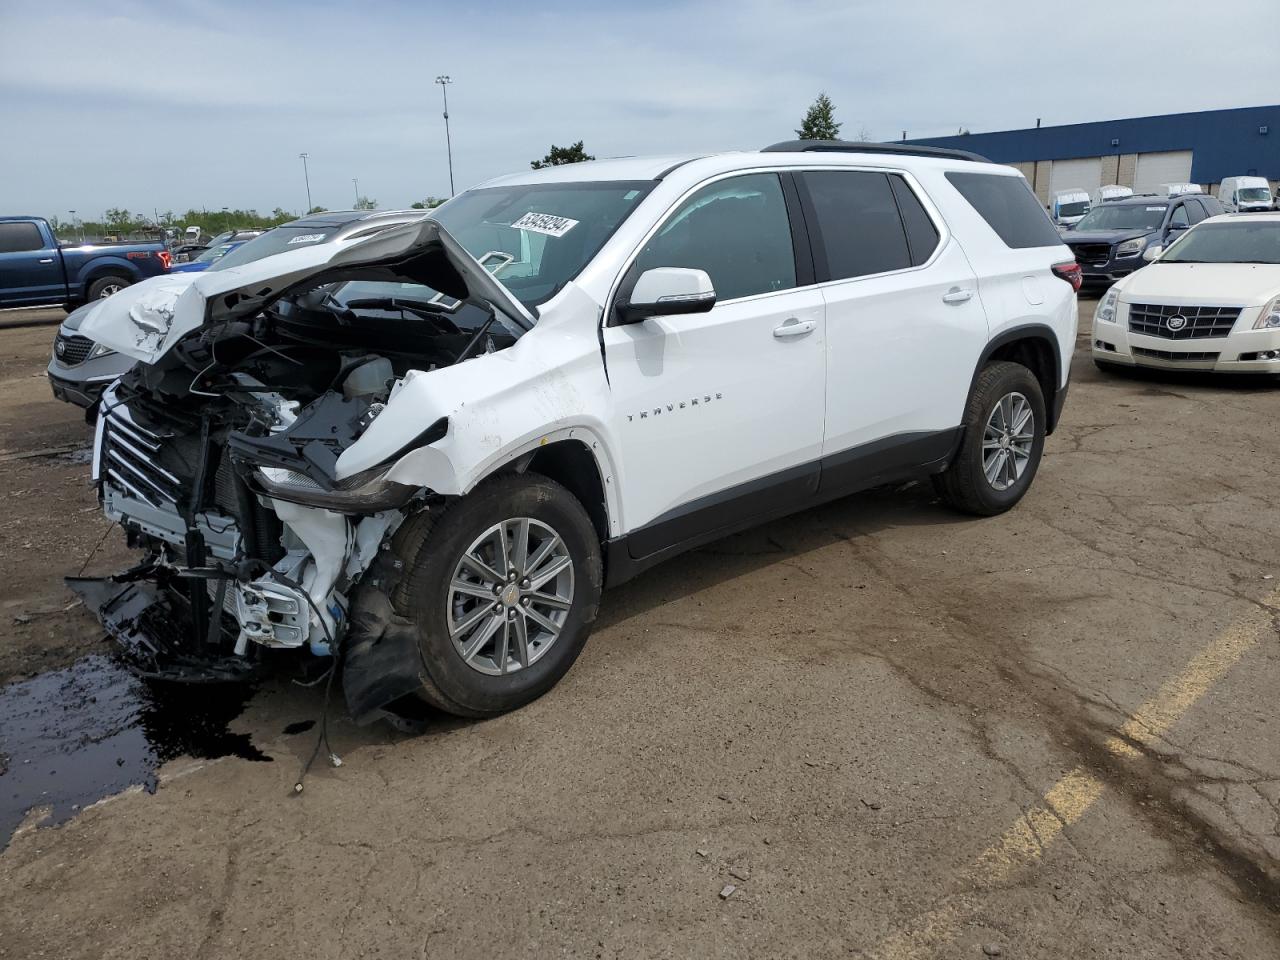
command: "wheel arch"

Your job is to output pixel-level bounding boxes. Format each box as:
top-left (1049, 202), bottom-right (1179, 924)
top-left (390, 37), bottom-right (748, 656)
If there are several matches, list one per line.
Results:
top-left (459, 428), bottom-right (621, 543)
top-left (81, 262), bottom-right (136, 295)
top-left (975, 325), bottom-right (1063, 433)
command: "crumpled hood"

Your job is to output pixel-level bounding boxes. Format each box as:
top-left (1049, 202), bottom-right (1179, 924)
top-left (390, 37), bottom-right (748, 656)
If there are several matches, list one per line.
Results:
top-left (1119, 263), bottom-right (1280, 307)
top-left (78, 217), bottom-right (536, 364)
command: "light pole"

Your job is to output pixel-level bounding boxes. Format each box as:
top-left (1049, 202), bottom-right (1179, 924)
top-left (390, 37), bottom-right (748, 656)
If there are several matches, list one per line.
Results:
top-left (435, 75), bottom-right (455, 197)
top-left (352, 178), bottom-right (360, 207)
top-left (69, 210), bottom-right (80, 242)
top-left (299, 152), bottom-right (313, 212)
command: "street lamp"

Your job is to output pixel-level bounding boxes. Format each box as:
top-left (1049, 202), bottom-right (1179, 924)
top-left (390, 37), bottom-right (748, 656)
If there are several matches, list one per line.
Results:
top-left (69, 210), bottom-right (81, 242)
top-left (352, 177), bottom-right (360, 207)
top-left (299, 152), bottom-right (313, 212)
top-left (435, 75), bottom-right (455, 197)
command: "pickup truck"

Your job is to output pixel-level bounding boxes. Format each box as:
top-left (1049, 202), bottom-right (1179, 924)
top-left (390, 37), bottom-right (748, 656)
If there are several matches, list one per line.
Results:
top-left (0, 216), bottom-right (171, 310)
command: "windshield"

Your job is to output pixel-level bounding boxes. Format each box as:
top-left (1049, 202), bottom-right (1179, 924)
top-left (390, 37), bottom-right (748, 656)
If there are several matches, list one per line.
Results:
top-left (1074, 203), bottom-right (1167, 232)
top-left (1239, 187), bottom-right (1272, 202)
top-left (192, 242), bottom-right (236, 264)
top-left (208, 226), bottom-right (331, 271)
top-left (1058, 201), bottom-right (1088, 218)
top-left (428, 180), bottom-right (654, 307)
top-left (204, 231), bottom-right (234, 247)
top-left (1160, 221), bottom-right (1280, 264)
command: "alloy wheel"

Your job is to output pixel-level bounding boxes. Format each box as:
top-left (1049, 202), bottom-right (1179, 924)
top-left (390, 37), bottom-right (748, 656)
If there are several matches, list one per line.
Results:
top-left (982, 391), bottom-right (1035, 491)
top-left (446, 517), bottom-right (575, 676)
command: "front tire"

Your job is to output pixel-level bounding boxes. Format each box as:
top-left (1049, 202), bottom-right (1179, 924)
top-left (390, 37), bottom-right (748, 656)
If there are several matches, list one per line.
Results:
top-left (392, 473), bottom-right (603, 717)
top-left (933, 361), bottom-right (1046, 516)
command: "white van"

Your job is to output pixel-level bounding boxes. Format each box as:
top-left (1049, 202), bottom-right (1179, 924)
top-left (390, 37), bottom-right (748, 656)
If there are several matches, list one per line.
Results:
top-left (1217, 176), bottom-right (1274, 213)
top-left (1091, 185), bottom-right (1133, 205)
top-left (1051, 189), bottom-right (1090, 227)
top-left (1160, 183), bottom-right (1202, 197)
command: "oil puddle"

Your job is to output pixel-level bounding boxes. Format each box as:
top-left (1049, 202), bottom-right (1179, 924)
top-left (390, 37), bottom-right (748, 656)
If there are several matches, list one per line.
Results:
top-left (0, 654), bottom-right (269, 848)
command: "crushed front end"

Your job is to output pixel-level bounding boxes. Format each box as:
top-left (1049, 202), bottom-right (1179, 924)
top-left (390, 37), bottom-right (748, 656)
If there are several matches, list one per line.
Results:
top-left (77, 374), bottom-right (409, 700)
top-left (69, 216), bottom-right (532, 722)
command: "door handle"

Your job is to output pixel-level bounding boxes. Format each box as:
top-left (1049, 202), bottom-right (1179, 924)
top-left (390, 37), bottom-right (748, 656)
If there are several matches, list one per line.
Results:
top-left (38, 258), bottom-right (54, 264)
top-left (773, 317), bottom-right (816, 339)
top-left (942, 287), bottom-right (972, 305)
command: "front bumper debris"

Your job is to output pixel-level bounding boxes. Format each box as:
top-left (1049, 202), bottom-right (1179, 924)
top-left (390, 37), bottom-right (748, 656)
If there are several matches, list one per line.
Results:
top-left (67, 572), bottom-right (260, 683)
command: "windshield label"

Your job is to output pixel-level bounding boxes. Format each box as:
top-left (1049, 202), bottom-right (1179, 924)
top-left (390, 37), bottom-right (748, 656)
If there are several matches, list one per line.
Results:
top-left (288, 233), bottom-right (327, 244)
top-left (511, 212), bottom-right (579, 238)
top-left (1146, 207), bottom-right (1165, 212)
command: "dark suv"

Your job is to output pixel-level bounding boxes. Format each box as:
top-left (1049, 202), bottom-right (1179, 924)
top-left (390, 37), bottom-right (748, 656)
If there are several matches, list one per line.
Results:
top-left (1063, 194), bottom-right (1224, 287)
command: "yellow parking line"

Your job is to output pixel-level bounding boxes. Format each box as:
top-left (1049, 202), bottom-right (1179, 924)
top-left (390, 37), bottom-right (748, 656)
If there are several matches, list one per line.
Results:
top-left (872, 586), bottom-right (1279, 959)
top-left (972, 767), bottom-right (1105, 883)
top-left (1107, 591), bottom-right (1278, 758)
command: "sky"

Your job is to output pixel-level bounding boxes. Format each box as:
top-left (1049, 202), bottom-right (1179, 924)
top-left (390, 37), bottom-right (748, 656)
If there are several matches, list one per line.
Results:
top-left (2, 0), bottom-right (1278, 222)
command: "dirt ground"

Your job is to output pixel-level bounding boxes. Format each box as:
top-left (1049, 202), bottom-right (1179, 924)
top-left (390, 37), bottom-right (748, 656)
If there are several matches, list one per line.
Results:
top-left (1, 299), bottom-right (1278, 959)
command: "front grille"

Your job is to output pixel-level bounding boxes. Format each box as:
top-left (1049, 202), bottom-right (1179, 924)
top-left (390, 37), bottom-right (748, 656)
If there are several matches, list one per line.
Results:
top-left (1132, 347), bottom-right (1220, 363)
top-left (54, 333), bottom-right (94, 365)
top-left (1068, 242), bottom-right (1112, 265)
top-left (1128, 302), bottom-right (1241, 340)
top-left (98, 403), bottom-right (183, 508)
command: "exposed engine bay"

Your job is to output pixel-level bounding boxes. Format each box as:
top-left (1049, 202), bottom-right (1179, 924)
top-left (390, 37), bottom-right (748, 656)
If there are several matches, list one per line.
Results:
top-left (71, 228), bottom-right (528, 724)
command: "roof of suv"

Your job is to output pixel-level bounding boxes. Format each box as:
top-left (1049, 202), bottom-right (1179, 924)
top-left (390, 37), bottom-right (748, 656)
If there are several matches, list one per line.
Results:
top-left (1106, 195), bottom-right (1172, 206)
top-left (479, 145), bottom-right (1009, 190)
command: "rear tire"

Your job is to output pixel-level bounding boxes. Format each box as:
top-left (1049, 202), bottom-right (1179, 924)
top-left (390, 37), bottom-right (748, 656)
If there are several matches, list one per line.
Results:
top-left (87, 275), bottom-right (130, 301)
top-left (391, 473), bottom-right (603, 718)
top-left (933, 361), bottom-right (1046, 516)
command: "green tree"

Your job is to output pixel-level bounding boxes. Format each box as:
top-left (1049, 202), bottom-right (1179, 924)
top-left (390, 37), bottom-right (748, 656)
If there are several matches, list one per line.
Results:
top-left (796, 93), bottom-right (841, 141)
top-left (354, 196), bottom-right (377, 210)
top-left (104, 208), bottom-right (134, 233)
top-left (531, 141), bottom-right (594, 169)
top-left (307, 206), bottom-right (329, 215)
top-left (410, 197), bottom-right (445, 209)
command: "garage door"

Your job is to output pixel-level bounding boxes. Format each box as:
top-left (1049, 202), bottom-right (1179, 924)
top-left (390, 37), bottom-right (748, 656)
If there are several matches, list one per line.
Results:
top-left (1049, 157), bottom-right (1102, 197)
top-left (1133, 151), bottom-right (1193, 193)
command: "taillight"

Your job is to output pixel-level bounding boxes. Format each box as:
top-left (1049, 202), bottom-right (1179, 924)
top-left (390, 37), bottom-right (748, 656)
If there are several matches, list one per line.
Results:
top-left (158, 250), bottom-right (172, 271)
top-left (1052, 261), bottom-right (1082, 291)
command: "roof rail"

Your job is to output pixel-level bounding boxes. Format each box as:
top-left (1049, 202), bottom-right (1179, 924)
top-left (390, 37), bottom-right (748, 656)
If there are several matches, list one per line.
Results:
top-left (760, 139), bottom-right (990, 164)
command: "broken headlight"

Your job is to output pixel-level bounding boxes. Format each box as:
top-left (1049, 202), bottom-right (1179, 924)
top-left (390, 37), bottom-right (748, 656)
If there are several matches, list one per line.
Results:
top-left (255, 462), bottom-right (416, 513)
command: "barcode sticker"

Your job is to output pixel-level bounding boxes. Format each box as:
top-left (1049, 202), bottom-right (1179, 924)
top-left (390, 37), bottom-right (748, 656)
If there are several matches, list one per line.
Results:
top-left (510, 212), bottom-right (579, 238)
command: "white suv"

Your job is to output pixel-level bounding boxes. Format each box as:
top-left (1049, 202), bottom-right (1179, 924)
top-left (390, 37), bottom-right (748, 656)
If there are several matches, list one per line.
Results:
top-left (75, 141), bottom-right (1079, 723)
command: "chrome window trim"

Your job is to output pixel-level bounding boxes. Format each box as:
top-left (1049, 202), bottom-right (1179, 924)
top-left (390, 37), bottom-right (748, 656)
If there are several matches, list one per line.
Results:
top-left (603, 163), bottom-right (954, 318)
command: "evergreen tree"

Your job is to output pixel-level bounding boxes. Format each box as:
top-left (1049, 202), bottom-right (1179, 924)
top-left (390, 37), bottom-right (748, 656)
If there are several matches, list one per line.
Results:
top-left (796, 93), bottom-right (841, 141)
top-left (531, 141), bottom-right (595, 169)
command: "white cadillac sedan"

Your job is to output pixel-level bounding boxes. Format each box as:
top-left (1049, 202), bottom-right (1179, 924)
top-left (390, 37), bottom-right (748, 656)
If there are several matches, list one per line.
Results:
top-left (1092, 212), bottom-right (1280, 375)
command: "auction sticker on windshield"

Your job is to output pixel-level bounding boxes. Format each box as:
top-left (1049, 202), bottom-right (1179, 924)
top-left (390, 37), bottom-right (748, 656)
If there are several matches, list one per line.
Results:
top-left (511, 212), bottom-right (579, 238)
top-left (288, 233), bottom-right (328, 244)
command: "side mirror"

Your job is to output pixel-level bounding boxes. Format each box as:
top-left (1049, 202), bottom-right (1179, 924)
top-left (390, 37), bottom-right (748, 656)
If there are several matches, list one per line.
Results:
top-left (1142, 245), bottom-right (1163, 262)
top-left (616, 267), bottom-right (716, 325)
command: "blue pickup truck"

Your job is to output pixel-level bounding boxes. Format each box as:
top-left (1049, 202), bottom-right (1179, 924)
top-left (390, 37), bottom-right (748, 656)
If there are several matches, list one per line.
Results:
top-left (0, 216), bottom-right (171, 310)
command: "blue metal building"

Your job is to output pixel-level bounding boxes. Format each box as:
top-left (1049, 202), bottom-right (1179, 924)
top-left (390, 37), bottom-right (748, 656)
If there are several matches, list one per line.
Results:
top-left (905, 105), bottom-right (1279, 201)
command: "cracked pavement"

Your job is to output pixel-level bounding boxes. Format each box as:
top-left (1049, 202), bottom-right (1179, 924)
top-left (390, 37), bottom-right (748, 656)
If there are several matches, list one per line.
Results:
top-left (1, 300), bottom-right (1278, 958)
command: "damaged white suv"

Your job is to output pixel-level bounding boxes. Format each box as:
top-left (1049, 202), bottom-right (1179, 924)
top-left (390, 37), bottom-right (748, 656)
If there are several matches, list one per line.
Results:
top-left (73, 142), bottom-right (1078, 724)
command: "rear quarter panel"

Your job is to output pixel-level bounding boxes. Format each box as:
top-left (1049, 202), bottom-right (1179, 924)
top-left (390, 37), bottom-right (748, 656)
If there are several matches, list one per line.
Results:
top-left (918, 166), bottom-right (1076, 390)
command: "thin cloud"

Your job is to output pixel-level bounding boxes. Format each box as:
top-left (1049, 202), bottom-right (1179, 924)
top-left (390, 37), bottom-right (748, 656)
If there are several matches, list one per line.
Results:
top-left (2, 0), bottom-right (1275, 216)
